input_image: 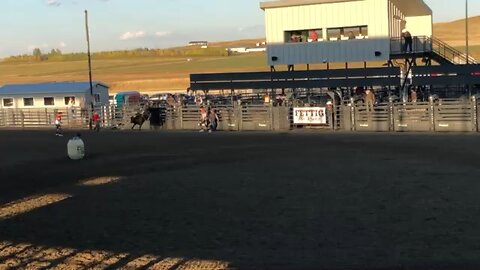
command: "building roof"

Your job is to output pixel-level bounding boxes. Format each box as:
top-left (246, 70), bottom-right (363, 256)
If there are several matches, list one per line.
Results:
top-left (260, 0), bottom-right (361, 10)
top-left (260, 0), bottom-right (432, 16)
top-left (0, 82), bottom-right (109, 96)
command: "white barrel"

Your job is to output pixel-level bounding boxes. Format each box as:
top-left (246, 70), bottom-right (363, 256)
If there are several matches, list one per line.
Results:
top-left (67, 136), bottom-right (85, 160)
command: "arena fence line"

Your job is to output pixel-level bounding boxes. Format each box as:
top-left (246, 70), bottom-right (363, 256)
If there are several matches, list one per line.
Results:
top-left (0, 98), bottom-right (479, 133)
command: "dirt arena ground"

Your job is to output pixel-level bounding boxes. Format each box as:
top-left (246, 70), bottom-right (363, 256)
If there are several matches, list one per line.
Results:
top-left (1, 130), bottom-right (480, 270)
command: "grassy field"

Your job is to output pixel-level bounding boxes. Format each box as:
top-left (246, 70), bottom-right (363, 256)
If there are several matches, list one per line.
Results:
top-left (0, 54), bottom-right (268, 93)
top-left (433, 16), bottom-right (480, 47)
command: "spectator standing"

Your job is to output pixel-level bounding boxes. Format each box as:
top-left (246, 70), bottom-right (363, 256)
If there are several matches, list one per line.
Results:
top-left (309, 30), bottom-right (318, 42)
top-left (195, 95), bottom-right (203, 106)
top-left (410, 87), bottom-right (418, 103)
top-left (348, 31), bottom-right (356, 40)
top-left (92, 111), bottom-right (101, 132)
top-left (402, 29), bottom-right (413, 52)
top-left (55, 111), bottom-right (63, 136)
top-left (365, 88), bottom-right (376, 112)
top-left (68, 97), bottom-right (76, 116)
top-left (166, 94), bottom-right (176, 107)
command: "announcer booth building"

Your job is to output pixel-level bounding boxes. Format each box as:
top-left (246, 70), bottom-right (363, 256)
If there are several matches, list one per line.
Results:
top-left (260, 0), bottom-right (433, 67)
top-left (0, 82), bottom-right (110, 109)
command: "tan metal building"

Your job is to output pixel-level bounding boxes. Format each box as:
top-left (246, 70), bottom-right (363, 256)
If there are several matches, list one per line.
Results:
top-left (260, 0), bottom-right (432, 66)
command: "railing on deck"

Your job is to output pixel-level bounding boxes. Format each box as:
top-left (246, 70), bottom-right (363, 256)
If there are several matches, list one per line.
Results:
top-left (390, 36), bottom-right (476, 65)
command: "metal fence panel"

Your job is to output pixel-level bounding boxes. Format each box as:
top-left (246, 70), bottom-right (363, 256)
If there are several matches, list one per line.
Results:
top-left (334, 105), bottom-right (352, 131)
top-left (181, 106), bottom-right (200, 130)
top-left (434, 101), bottom-right (473, 132)
top-left (0, 106), bottom-right (121, 129)
top-left (241, 105), bottom-right (272, 131)
top-left (354, 105), bottom-right (391, 132)
top-left (216, 106), bottom-right (240, 131)
top-left (393, 102), bottom-right (431, 132)
top-left (164, 107), bottom-right (181, 130)
top-left (272, 106), bottom-right (290, 131)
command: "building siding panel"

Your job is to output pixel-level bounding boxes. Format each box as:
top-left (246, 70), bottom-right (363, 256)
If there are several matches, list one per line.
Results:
top-left (268, 38), bottom-right (390, 65)
top-left (406, 15), bottom-right (432, 37)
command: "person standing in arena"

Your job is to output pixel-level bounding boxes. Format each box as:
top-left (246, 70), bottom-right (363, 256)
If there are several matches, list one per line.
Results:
top-left (92, 111), bottom-right (101, 132)
top-left (55, 111), bottom-right (63, 136)
top-left (208, 108), bottom-right (219, 133)
top-left (199, 106), bottom-right (208, 132)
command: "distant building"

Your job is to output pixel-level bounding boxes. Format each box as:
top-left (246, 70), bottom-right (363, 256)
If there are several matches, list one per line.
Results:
top-left (228, 47), bottom-right (267, 54)
top-left (188, 41), bottom-right (209, 47)
top-left (260, 0), bottom-right (432, 66)
top-left (0, 82), bottom-right (109, 109)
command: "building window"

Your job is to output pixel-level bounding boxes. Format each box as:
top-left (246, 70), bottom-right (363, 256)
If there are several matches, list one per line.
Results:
top-left (94, 94), bottom-right (101, 103)
top-left (3, 98), bottom-right (13, 107)
top-left (308, 29), bottom-right (323, 42)
top-left (64, 96), bottom-right (76, 106)
top-left (23, 98), bottom-right (34, 107)
top-left (327, 28), bottom-right (342, 41)
top-left (327, 25), bottom-right (368, 40)
top-left (44, 97), bottom-right (55, 106)
top-left (344, 27), bottom-right (360, 39)
top-left (285, 29), bottom-right (323, 43)
top-left (360, 26), bottom-right (368, 37)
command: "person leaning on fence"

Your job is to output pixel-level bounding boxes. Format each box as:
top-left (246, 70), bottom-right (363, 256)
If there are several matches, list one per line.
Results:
top-left (410, 87), bottom-right (418, 103)
top-left (401, 29), bottom-right (413, 52)
top-left (365, 88), bottom-right (376, 112)
top-left (68, 97), bottom-right (76, 117)
top-left (92, 111), bottom-right (101, 132)
top-left (55, 111), bottom-right (63, 137)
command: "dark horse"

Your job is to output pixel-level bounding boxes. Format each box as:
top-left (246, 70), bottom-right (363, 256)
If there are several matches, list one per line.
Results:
top-left (131, 109), bottom-right (151, 130)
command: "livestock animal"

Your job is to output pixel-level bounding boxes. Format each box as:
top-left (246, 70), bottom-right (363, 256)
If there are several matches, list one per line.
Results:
top-left (131, 109), bottom-right (151, 130)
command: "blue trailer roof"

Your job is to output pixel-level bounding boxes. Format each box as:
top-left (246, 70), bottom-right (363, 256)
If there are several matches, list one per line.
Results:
top-left (0, 82), bottom-right (109, 96)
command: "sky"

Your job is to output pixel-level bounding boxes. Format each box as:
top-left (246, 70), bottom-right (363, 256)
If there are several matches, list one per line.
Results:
top-left (1, 0), bottom-right (479, 58)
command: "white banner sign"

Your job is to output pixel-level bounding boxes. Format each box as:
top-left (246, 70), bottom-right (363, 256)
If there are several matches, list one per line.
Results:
top-left (293, 107), bottom-right (327, 124)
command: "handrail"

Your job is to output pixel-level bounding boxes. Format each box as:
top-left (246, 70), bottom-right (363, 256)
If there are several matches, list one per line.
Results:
top-left (430, 36), bottom-right (477, 65)
top-left (390, 36), bottom-right (477, 65)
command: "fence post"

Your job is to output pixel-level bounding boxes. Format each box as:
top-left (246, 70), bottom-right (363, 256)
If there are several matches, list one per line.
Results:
top-left (472, 96), bottom-right (478, 132)
top-left (350, 98), bottom-right (356, 131)
top-left (389, 101), bottom-right (395, 132)
top-left (327, 106), bottom-right (334, 131)
top-left (11, 110), bottom-right (15, 126)
top-left (270, 105), bottom-right (274, 131)
top-left (429, 96), bottom-right (436, 132)
top-left (0, 110), bottom-right (4, 127)
top-left (179, 106), bottom-right (184, 130)
top-left (21, 110), bottom-right (25, 129)
top-left (66, 107), bottom-right (71, 129)
top-left (239, 105), bottom-right (244, 131)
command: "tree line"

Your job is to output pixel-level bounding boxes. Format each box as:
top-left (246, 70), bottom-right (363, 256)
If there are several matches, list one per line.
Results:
top-left (2, 47), bottom-right (230, 63)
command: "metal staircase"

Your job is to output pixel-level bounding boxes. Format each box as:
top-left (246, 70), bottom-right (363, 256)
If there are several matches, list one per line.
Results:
top-left (430, 37), bottom-right (477, 65)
